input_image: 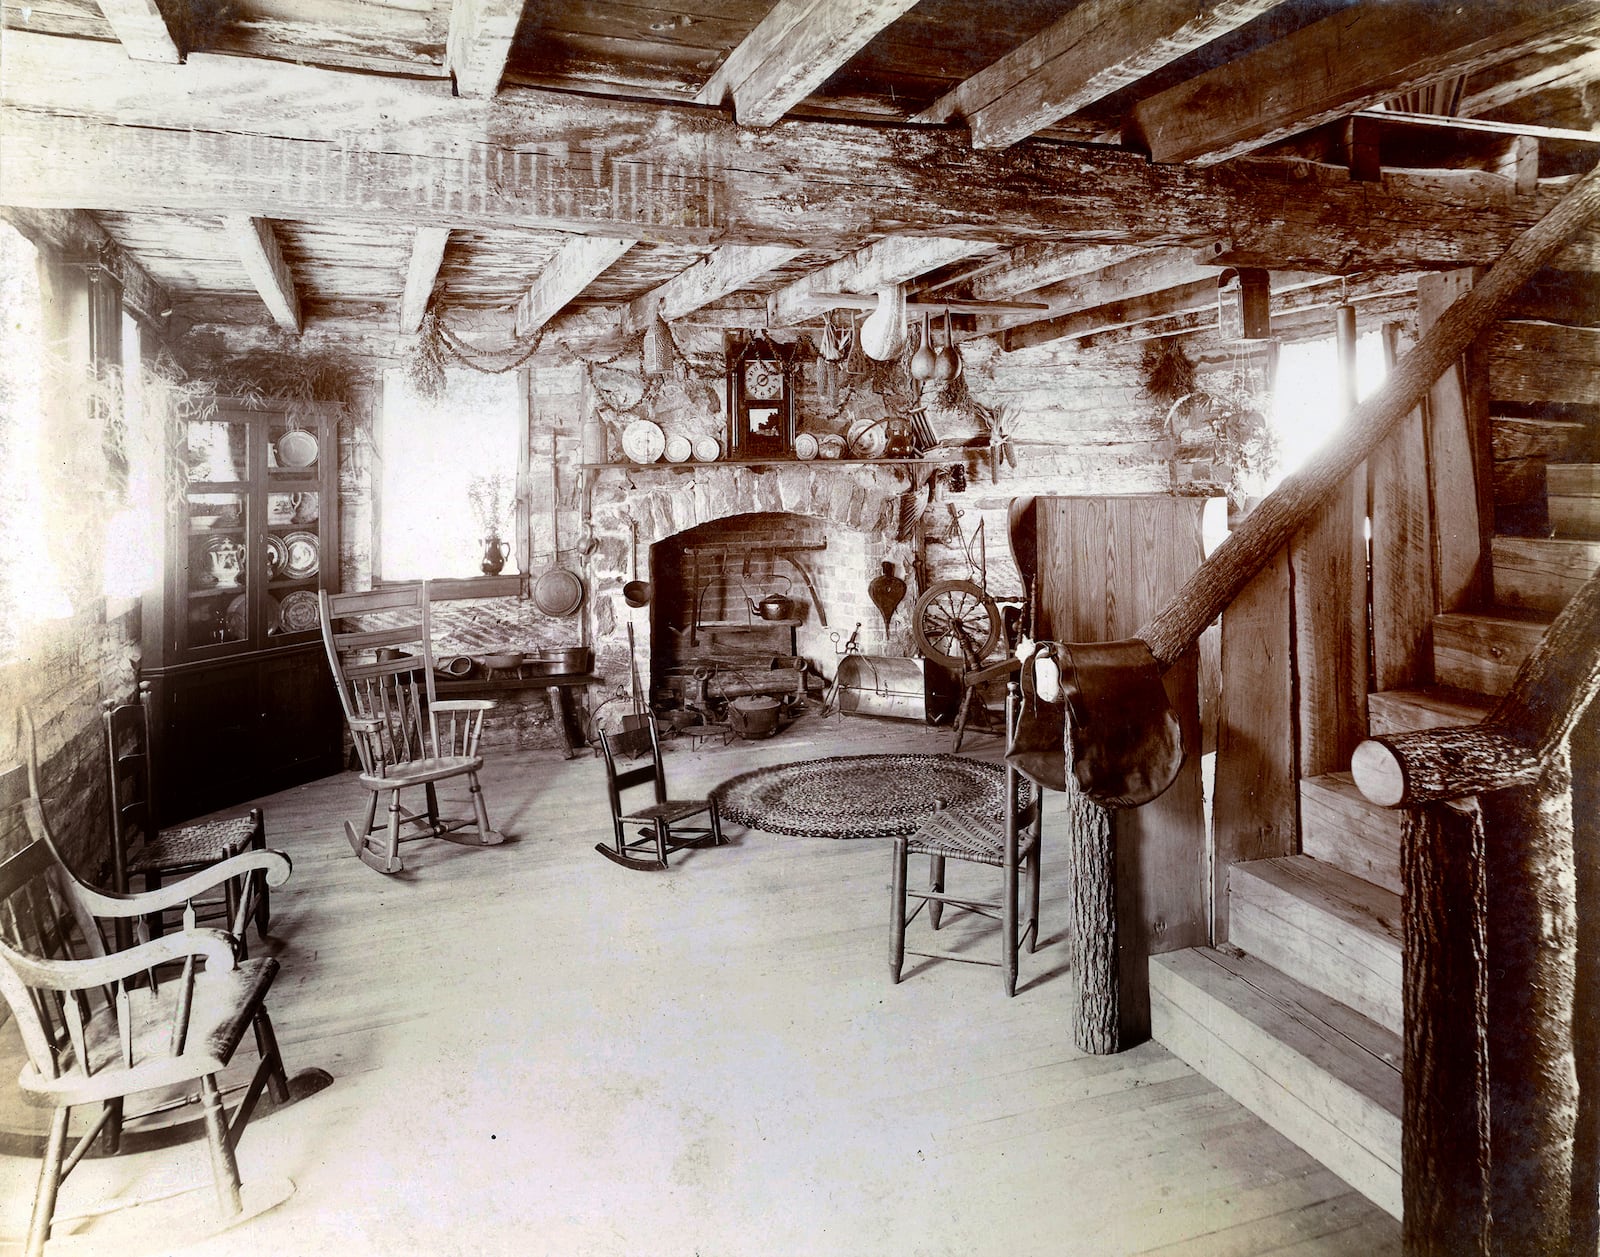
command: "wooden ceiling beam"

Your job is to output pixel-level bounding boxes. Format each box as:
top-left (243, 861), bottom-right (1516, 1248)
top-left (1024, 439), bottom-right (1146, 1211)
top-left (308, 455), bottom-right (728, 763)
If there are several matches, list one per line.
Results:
top-left (1000, 269), bottom-right (1340, 351)
top-left (694, 0), bottom-right (920, 127)
top-left (513, 236), bottom-right (634, 337)
top-left (928, 242), bottom-right (1150, 301)
top-left (221, 214), bottom-right (301, 333)
top-left (0, 206), bottom-right (175, 327)
top-left (446, 0), bottom-right (526, 99)
top-left (548, 243), bottom-right (801, 349)
top-left (917, 0), bottom-right (1288, 150)
top-left (398, 226), bottom-right (451, 334)
top-left (1075, 273), bottom-right (1419, 348)
top-left (4, 33), bottom-right (1596, 272)
top-left (1126, 0), bottom-right (1600, 165)
top-left (95, 0), bottom-right (182, 64)
top-left (768, 237), bottom-right (995, 328)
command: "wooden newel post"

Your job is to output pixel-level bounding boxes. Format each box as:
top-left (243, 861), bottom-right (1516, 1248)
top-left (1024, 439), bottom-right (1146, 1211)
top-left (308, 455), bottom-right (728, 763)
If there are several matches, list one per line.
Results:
top-left (1352, 568), bottom-right (1600, 1256)
top-left (1481, 752), bottom-right (1579, 1256)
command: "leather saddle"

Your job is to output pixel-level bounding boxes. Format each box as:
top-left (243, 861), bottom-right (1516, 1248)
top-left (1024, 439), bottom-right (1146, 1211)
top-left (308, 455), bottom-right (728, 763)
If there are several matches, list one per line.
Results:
top-left (1006, 639), bottom-right (1184, 809)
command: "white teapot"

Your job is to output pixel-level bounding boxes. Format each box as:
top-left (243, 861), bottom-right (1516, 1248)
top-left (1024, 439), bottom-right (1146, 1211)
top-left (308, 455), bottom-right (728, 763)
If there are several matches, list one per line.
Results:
top-left (205, 538), bottom-right (245, 588)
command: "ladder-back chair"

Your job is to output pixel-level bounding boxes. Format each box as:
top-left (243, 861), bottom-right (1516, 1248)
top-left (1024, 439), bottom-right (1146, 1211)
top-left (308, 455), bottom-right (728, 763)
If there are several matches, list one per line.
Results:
top-left (104, 683), bottom-right (269, 948)
top-left (318, 583), bottom-right (503, 874)
top-left (0, 749), bottom-right (297, 1255)
top-left (597, 718), bottom-right (723, 871)
top-left (890, 681), bottom-right (1044, 996)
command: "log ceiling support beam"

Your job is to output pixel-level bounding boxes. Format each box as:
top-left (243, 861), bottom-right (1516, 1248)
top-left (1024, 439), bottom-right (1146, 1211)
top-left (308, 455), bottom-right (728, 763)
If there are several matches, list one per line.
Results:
top-left (513, 236), bottom-right (634, 338)
top-left (694, 0), bottom-right (920, 127)
top-left (95, 0), bottom-right (182, 64)
top-left (1000, 268), bottom-right (1364, 352)
top-left (398, 226), bottom-right (451, 334)
top-left (1126, 0), bottom-right (1600, 165)
top-left (5, 33), bottom-right (1598, 273)
top-left (221, 214), bottom-right (301, 333)
top-left (768, 236), bottom-right (995, 328)
top-left (917, 0), bottom-right (1288, 150)
top-left (546, 243), bottom-right (801, 351)
top-left (446, 0), bottom-right (526, 99)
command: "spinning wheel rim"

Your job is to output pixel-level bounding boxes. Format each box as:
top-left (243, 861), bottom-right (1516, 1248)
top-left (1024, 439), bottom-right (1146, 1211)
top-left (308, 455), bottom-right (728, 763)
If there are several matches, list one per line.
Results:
top-left (911, 579), bottom-right (1001, 670)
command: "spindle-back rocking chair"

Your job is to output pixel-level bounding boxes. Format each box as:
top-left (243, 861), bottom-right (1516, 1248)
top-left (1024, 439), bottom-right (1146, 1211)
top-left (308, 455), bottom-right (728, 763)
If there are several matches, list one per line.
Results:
top-left (0, 733), bottom-right (299, 1254)
top-left (318, 583), bottom-right (504, 874)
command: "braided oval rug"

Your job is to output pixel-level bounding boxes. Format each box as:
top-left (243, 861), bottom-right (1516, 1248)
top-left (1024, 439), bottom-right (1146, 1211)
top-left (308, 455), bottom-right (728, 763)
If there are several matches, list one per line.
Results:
top-left (710, 753), bottom-right (1034, 839)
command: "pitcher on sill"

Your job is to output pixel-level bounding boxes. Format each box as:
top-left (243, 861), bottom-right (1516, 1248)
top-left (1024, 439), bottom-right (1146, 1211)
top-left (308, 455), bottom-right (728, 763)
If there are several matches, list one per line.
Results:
top-left (481, 536), bottom-right (510, 576)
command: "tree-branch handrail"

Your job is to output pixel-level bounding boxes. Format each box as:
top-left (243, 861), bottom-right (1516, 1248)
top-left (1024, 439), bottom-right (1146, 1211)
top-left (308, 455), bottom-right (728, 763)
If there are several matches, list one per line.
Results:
top-left (1351, 566), bottom-right (1600, 807)
top-left (1135, 163), bottom-right (1600, 670)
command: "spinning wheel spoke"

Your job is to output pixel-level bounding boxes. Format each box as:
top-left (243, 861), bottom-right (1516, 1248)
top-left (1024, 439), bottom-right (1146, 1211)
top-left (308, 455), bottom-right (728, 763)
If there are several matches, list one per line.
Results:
top-left (911, 580), bottom-right (1001, 671)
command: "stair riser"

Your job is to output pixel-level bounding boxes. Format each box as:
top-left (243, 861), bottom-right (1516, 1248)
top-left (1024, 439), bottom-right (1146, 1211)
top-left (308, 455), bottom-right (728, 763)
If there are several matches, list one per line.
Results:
top-left (1298, 776), bottom-right (1402, 897)
top-left (1433, 615), bottom-right (1545, 698)
top-left (1150, 963), bottom-right (1401, 1219)
top-left (1549, 495), bottom-right (1600, 538)
top-left (1367, 690), bottom-right (1492, 737)
top-left (1492, 536), bottom-right (1600, 614)
top-left (1230, 872), bottom-right (1402, 1036)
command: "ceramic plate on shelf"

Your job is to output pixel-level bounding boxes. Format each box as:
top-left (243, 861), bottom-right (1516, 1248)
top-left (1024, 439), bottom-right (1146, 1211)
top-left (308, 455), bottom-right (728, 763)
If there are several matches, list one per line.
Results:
top-left (847, 418), bottom-right (888, 459)
top-left (226, 593), bottom-right (280, 639)
top-left (265, 534), bottom-right (289, 576)
top-left (817, 433), bottom-right (846, 460)
top-left (275, 428), bottom-right (318, 469)
top-left (281, 530), bottom-right (320, 579)
top-left (692, 436), bottom-right (721, 462)
top-left (278, 589), bottom-right (320, 633)
top-left (663, 433), bottom-right (693, 463)
top-left (793, 433), bottom-right (818, 461)
top-left (621, 419), bottom-right (665, 464)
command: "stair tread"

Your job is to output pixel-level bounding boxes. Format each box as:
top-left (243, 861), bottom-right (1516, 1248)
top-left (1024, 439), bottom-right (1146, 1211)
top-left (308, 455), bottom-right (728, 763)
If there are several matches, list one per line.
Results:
top-left (1234, 857), bottom-right (1401, 950)
top-left (1152, 947), bottom-right (1402, 1112)
top-left (1232, 857), bottom-right (1402, 1034)
top-left (1150, 947), bottom-right (1402, 1219)
top-left (1433, 609), bottom-right (1551, 698)
top-left (1492, 535), bottom-right (1600, 613)
top-left (1298, 774), bottom-right (1403, 897)
top-left (1367, 685), bottom-right (1494, 735)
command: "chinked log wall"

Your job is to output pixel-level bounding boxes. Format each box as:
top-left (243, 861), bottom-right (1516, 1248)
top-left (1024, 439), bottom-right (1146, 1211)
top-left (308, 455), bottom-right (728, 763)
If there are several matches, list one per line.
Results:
top-left (1058, 163), bottom-right (1600, 1254)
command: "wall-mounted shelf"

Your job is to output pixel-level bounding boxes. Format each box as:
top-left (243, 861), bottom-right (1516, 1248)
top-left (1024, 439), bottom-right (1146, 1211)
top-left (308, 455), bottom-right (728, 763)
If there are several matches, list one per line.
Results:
top-left (582, 457), bottom-right (955, 472)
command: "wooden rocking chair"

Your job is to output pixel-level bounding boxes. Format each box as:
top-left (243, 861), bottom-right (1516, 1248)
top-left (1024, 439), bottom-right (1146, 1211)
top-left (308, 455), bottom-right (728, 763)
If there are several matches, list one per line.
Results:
top-left (0, 749), bottom-right (302, 1255)
top-left (318, 583), bottom-right (504, 874)
top-left (597, 718), bottom-right (724, 871)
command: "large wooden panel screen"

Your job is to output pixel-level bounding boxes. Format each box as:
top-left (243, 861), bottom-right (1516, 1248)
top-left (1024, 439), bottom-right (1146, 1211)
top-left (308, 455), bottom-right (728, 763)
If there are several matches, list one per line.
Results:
top-left (1034, 495), bottom-right (1208, 1043)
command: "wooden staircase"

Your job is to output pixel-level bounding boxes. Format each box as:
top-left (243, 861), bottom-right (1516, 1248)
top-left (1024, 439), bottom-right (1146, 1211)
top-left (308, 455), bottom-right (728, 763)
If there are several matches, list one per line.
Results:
top-left (1150, 467), bottom-right (1600, 1213)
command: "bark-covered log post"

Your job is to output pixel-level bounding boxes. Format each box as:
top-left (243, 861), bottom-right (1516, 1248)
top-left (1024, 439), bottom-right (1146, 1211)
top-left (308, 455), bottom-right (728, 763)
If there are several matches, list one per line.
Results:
top-left (1063, 780), bottom-right (1118, 1054)
top-left (1400, 798), bottom-right (1491, 1256)
top-left (1567, 703), bottom-right (1598, 1257)
top-left (1352, 568), bottom-right (1600, 1256)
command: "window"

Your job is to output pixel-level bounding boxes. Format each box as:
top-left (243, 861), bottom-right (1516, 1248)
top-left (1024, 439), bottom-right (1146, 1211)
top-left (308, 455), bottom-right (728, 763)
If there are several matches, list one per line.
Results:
top-left (1266, 330), bottom-right (1388, 489)
top-left (379, 368), bottom-right (524, 582)
top-left (0, 222), bottom-right (70, 655)
top-left (103, 311), bottom-right (156, 602)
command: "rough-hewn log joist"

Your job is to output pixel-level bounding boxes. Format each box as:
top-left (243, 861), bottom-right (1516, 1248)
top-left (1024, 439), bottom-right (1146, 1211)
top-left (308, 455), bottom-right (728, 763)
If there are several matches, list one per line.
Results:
top-left (2, 32), bottom-right (1594, 271)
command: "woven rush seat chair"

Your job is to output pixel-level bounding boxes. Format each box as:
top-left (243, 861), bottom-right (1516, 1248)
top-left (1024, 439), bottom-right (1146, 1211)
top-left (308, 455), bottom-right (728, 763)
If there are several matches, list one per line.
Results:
top-left (597, 718), bottom-right (723, 871)
top-left (890, 681), bottom-right (1043, 996)
top-left (104, 684), bottom-right (269, 948)
top-left (319, 583), bottom-right (504, 874)
top-left (0, 740), bottom-right (303, 1256)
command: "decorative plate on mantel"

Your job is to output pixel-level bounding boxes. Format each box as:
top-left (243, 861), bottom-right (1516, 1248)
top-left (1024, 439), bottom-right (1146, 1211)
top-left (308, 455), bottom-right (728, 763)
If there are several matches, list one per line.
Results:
top-left (664, 434), bottom-right (692, 463)
top-left (621, 419), bottom-right (666, 464)
top-left (692, 436), bottom-right (721, 462)
top-left (793, 433), bottom-right (818, 461)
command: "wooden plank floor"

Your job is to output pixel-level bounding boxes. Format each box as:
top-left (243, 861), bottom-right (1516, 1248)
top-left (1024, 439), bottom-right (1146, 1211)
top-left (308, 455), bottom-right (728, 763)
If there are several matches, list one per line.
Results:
top-left (0, 714), bottom-right (1399, 1256)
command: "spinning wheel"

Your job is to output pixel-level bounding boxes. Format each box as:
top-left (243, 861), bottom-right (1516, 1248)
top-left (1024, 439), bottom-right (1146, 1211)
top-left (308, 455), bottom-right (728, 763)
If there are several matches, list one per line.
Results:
top-left (912, 579), bottom-right (1001, 670)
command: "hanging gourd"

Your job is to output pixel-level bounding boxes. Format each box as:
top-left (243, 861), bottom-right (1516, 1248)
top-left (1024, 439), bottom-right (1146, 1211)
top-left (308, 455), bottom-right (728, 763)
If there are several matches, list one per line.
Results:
top-left (859, 285), bottom-right (906, 362)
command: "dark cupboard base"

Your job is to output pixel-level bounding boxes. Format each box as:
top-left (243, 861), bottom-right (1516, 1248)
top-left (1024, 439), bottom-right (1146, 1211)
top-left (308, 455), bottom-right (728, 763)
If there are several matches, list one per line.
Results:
top-left (147, 643), bottom-right (344, 826)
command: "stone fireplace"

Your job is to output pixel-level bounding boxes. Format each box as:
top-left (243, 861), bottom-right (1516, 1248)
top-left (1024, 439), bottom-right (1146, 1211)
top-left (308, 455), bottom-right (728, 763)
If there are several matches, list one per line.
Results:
top-left (585, 462), bottom-right (931, 720)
